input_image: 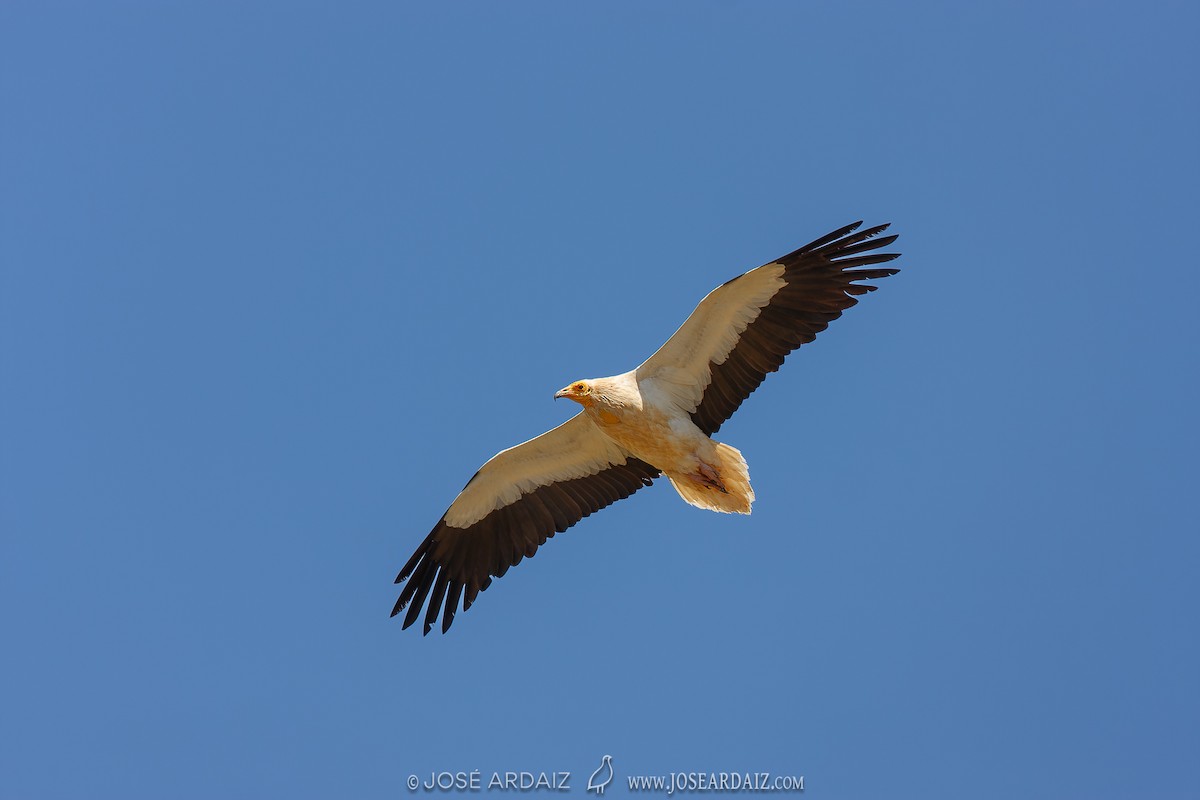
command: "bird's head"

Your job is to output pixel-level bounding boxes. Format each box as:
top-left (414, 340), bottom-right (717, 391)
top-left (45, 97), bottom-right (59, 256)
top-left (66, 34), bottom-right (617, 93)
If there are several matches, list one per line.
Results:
top-left (554, 379), bottom-right (594, 406)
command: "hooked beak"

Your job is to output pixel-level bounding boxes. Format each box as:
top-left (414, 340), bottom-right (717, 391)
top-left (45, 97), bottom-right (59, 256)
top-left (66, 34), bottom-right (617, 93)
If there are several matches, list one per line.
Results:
top-left (555, 383), bottom-right (589, 404)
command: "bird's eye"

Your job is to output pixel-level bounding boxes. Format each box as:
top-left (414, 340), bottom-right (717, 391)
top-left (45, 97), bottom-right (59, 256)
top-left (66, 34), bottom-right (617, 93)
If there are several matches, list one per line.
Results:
top-left (575, 383), bottom-right (587, 392)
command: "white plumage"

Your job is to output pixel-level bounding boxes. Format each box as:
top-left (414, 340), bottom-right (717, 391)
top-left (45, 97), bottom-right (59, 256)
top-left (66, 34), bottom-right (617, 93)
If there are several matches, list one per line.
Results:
top-left (394, 221), bottom-right (900, 634)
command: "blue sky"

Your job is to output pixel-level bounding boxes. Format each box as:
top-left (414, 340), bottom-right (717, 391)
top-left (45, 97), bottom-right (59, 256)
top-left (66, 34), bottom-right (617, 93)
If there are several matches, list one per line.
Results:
top-left (2, 2), bottom-right (1197, 798)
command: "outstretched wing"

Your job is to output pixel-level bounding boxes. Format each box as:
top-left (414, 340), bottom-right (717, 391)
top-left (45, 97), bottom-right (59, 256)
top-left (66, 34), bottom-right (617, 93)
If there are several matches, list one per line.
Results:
top-left (393, 413), bottom-right (659, 634)
top-left (635, 221), bottom-right (900, 435)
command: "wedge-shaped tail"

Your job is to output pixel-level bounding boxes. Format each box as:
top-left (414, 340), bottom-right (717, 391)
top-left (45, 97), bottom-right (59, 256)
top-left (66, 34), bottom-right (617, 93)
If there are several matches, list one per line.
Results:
top-left (666, 442), bottom-right (754, 514)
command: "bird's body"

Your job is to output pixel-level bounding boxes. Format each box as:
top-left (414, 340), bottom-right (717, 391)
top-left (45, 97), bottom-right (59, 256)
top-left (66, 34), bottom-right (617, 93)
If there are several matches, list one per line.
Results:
top-left (394, 221), bottom-right (901, 634)
top-left (570, 372), bottom-right (754, 514)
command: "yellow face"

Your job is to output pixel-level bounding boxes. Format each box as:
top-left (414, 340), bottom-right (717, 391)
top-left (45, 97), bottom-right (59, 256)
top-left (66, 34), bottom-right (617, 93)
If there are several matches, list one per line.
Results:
top-left (554, 380), bottom-right (592, 405)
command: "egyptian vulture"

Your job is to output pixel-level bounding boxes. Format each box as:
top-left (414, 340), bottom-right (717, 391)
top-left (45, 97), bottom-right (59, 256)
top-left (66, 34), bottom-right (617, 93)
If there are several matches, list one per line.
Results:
top-left (394, 221), bottom-right (900, 634)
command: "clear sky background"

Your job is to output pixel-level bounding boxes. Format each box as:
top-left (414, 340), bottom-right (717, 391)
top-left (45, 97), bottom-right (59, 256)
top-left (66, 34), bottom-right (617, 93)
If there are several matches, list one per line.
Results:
top-left (2, 3), bottom-right (1197, 799)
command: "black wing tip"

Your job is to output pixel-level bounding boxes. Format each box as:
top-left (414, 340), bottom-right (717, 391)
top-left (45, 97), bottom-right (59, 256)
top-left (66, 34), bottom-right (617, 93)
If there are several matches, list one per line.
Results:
top-left (849, 221), bottom-right (891, 238)
top-left (858, 233), bottom-right (899, 250)
top-left (846, 256), bottom-right (902, 271)
top-left (776, 220), bottom-right (899, 268)
top-left (795, 221), bottom-right (863, 254)
top-left (393, 460), bottom-right (661, 636)
top-left (829, 221), bottom-right (893, 244)
top-left (394, 521), bottom-right (443, 584)
top-left (823, 224), bottom-right (898, 256)
top-left (391, 576), bottom-right (477, 635)
top-left (390, 584), bottom-right (461, 634)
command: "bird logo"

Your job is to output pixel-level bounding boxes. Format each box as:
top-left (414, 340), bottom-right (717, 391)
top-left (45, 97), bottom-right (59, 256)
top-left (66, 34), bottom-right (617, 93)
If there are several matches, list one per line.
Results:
top-left (587, 754), bottom-right (614, 795)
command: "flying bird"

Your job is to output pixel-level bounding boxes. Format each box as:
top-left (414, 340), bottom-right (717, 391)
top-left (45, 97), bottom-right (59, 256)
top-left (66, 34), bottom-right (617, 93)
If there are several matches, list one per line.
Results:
top-left (394, 221), bottom-right (900, 634)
